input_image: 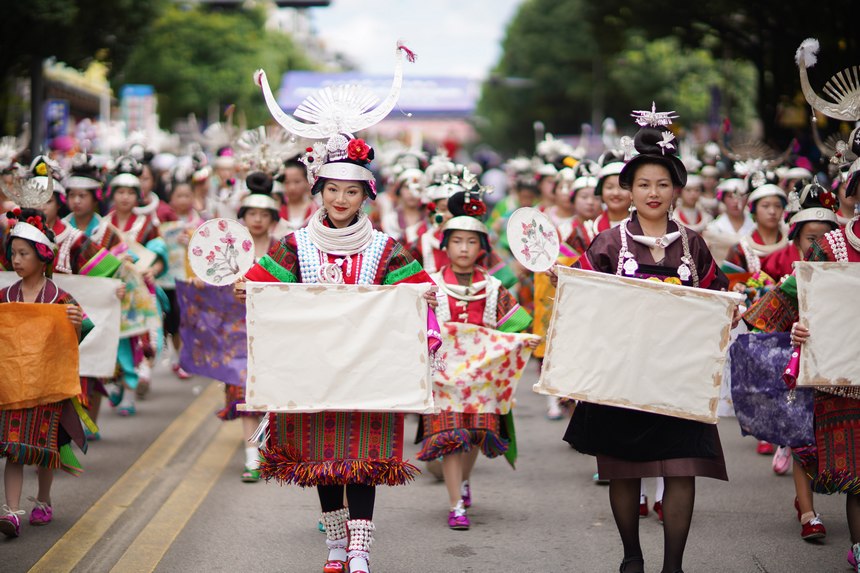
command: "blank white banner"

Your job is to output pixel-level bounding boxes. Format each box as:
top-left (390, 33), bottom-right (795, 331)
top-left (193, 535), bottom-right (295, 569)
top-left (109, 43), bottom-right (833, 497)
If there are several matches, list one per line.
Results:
top-left (534, 266), bottom-right (741, 423)
top-left (796, 262), bottom-right (860, 387)
top-left (243, 282), bottom-right (434, 413)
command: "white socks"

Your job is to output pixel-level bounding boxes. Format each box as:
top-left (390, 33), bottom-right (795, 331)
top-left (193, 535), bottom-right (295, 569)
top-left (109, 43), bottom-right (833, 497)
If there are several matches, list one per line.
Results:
top-left (245, 446), bottom-right (260, 470)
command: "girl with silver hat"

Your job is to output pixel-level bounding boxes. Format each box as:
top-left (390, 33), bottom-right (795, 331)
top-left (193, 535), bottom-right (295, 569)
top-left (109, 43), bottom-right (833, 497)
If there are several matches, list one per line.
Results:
top-left (416, 182), bottom-right (535, 531)
top-left (723, 167), bottom-right (790, 275)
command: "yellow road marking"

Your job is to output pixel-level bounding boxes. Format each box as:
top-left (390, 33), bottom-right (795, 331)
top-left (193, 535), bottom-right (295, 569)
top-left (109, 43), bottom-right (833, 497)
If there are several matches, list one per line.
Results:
top-left (110, 422), bottom-right (242, 573)
top-left (29, 382), bottom-right (222, 573)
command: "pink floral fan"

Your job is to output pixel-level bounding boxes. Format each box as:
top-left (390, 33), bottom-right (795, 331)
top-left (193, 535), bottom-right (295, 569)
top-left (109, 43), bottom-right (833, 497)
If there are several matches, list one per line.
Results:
top-left (506, 207), bottom-right (560, 273)
top-left (189, 218), bottom-right (255, 286)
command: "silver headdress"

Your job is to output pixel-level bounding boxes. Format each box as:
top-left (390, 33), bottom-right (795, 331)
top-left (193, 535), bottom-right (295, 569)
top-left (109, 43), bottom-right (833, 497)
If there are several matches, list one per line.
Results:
top-left (2, 165), bottom-right (54, 209)
top-left (255, 41), bottom-right (416, 186)
top-left (796, 38), bottom-right (860, 121)
top-left (631, 102), bottom-right (679, 128)
top-left (235, 125), bottom-right (304, 175)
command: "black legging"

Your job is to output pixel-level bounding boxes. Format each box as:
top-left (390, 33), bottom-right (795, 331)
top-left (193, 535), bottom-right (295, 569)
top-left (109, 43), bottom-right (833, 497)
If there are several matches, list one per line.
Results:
top-left (610, 476), bottom-right (695, 573)
top-left (318, 484), bottom-right (376, 520)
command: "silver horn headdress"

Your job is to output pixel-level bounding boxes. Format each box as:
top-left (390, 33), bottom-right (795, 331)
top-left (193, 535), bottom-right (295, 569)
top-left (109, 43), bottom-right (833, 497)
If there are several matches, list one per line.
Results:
top-left (796, 38), bottom-right (860, 122)
top-left (254, 42), bottom-right (415, 140)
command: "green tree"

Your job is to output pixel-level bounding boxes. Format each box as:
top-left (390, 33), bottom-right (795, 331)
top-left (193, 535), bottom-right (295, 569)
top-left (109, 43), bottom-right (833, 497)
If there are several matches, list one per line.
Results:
top-left (118, 6), bottom-right (314, 128)
top-left (583, 0), bottom-right (858, 140)
top-left (0, 0), bottom-right (166, 138)
top-left (609, 35), bottom-right (757, 129)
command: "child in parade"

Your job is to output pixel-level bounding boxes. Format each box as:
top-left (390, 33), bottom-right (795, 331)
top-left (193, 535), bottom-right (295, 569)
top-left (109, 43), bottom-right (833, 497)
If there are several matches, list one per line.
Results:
top-left (417, 187), bottom-right (535, 530)
top-left (0, 211), bottom-right (93, 538)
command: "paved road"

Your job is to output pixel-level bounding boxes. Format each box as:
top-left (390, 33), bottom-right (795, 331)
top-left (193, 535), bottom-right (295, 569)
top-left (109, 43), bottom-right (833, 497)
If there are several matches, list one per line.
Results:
top-left (7, 361), bottom-right (856, 572)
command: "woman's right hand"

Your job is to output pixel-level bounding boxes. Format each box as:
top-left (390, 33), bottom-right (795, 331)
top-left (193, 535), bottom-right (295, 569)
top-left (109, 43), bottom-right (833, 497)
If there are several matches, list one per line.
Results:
top-left (233, 279), bottom-right (246, 302)
top-left (545, 265), bottom-right (558, 288)
top-left (791, 322), bottom-right (810, 347)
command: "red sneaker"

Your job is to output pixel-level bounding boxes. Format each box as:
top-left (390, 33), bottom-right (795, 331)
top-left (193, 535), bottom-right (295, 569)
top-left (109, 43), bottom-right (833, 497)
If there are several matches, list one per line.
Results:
top-left (801, 515), bottom-right (826, 540)
top-left (639, 495), bottom-right (649, 518)
top-left (653, 501), bottom-right (664, 523)
top-left (756, 441), bottom-right (775, 455)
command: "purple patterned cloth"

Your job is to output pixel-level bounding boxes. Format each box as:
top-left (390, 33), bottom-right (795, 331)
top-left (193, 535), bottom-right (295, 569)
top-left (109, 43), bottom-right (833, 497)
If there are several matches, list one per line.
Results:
top-left (176, 281), bottom-right (247, 387)
top-left (729, 332), bottom-right (814, 447)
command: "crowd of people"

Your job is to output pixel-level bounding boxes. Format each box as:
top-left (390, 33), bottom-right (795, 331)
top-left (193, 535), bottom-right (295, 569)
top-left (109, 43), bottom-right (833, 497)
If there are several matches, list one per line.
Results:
top-left (0, 38), bottom-right (857, 573)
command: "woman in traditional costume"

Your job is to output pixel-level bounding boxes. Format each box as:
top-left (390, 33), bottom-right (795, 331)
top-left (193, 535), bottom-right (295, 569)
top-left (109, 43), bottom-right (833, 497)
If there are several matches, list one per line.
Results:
top-left (0, 212), bottom-right (92, 538)
top-left (105, 157), bottom-right (168, 414)
top-left (376, 165), bottom-right (426, 245)
top-left (723, 180), bottom-right (789, 274)
top-left (745, 196), bottom-right (860, 566)
top-left (273, 159), bottom-right (318, 238)
top-left (593, 154), bottom-right (632, 233)
top-left (417, 186), bottom-right (534, 530)
top-left (562, 106), bottom-right (730, 573)
top-left (159, 172), bottom-right (206, 381)
top-left (244, 44), bottom-right (440, 573)
top-left (672, 174), bottom-right (712, 233)
top-left (763, 182), bottom-right (840, 280)
top-left (220, 171), bottom-right (281, 482)
top-left (702, 177), bottom-right (755, 265)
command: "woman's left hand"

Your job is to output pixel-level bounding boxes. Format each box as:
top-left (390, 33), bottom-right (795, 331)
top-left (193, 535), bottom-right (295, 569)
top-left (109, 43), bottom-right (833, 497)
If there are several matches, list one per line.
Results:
top-left (731, 304), bottom-right (745, 329)
top-left (423, 286), bottom-right (438, 310)
top-left (791, 322), bottom-right (810, 347)
top-left (66, 305), bottom-right (83, 327)
top-left (524, 337), bottom-right (540, 349)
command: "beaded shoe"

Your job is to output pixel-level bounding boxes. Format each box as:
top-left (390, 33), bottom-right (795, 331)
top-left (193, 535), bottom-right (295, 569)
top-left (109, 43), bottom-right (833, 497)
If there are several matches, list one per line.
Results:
top-left (448, 500), bottom-right (470, 530)
top-left (0, 506), bottom-right (24, 538)
top-left (28, 497), bottom-right (52, 526)
top-left (848, 544), bottom-right (859, 570)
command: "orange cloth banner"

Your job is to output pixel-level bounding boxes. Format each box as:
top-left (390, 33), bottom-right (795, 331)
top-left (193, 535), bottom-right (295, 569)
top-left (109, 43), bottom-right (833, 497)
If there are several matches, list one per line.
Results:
top-left (0, 303), bottom-right (80, 410)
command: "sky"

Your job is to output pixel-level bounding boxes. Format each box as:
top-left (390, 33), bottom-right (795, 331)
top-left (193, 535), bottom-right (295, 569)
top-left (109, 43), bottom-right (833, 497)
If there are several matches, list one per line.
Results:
top-left (310, 0), bottom-right (524, 78)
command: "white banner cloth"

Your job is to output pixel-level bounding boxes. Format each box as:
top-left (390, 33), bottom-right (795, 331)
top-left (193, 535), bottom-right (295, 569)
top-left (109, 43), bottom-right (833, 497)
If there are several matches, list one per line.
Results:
top-left (796, 262), bottom-right (860, 386)
top-left (533, 267), bottom-right (742, 423)
top-left (0, 272), bottom-right (122, 377)
top-left (243, 282), bottom-right (435, 413)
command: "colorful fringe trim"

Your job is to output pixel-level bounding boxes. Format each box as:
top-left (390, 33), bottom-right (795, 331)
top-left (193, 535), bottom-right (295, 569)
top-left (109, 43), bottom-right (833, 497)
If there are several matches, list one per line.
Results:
top-left (1, 442), bottom-right (60, 470)
top-left (811, 470), bottom-right (860, 495)
top-left (792, 445), bottom-right (817, 469)
top-left (259, 445), bottom-right (419, 487)
top-left (417, 428), bottom-right (508, 461)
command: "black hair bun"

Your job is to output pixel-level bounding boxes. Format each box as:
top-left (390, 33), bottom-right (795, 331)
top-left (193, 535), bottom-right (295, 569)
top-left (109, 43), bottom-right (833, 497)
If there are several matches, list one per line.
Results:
top-left (633, 126), bottom-right (675, 157)
top-left (245, 171), bottom-right (274, 195)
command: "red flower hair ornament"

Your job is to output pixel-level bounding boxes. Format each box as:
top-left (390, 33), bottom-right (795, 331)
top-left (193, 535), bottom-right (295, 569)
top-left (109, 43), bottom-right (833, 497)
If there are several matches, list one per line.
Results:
top-left (466, 199), bottom-right (487, 217)
top-left (347, 139), bottom-right (372, 162)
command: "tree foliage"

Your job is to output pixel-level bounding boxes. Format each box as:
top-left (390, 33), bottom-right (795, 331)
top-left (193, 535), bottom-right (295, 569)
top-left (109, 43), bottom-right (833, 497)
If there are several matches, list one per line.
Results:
top-left (0, 0), bottom-right (166, 134)
top-left (478, 0), bottom-right (858, 152)
top-left (0, 0), bottom-right (166, 77)
top-left (119, 6), bottom-right (314, 128)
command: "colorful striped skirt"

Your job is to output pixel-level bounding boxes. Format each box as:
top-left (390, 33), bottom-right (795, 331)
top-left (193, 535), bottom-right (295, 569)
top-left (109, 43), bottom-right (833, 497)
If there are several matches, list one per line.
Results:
top-left (416, 411), bottom-right (508, 461)
top-left (800, 392), bottom-right (860, 495)
top-left (259, 411), bottom-right (416, 487)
